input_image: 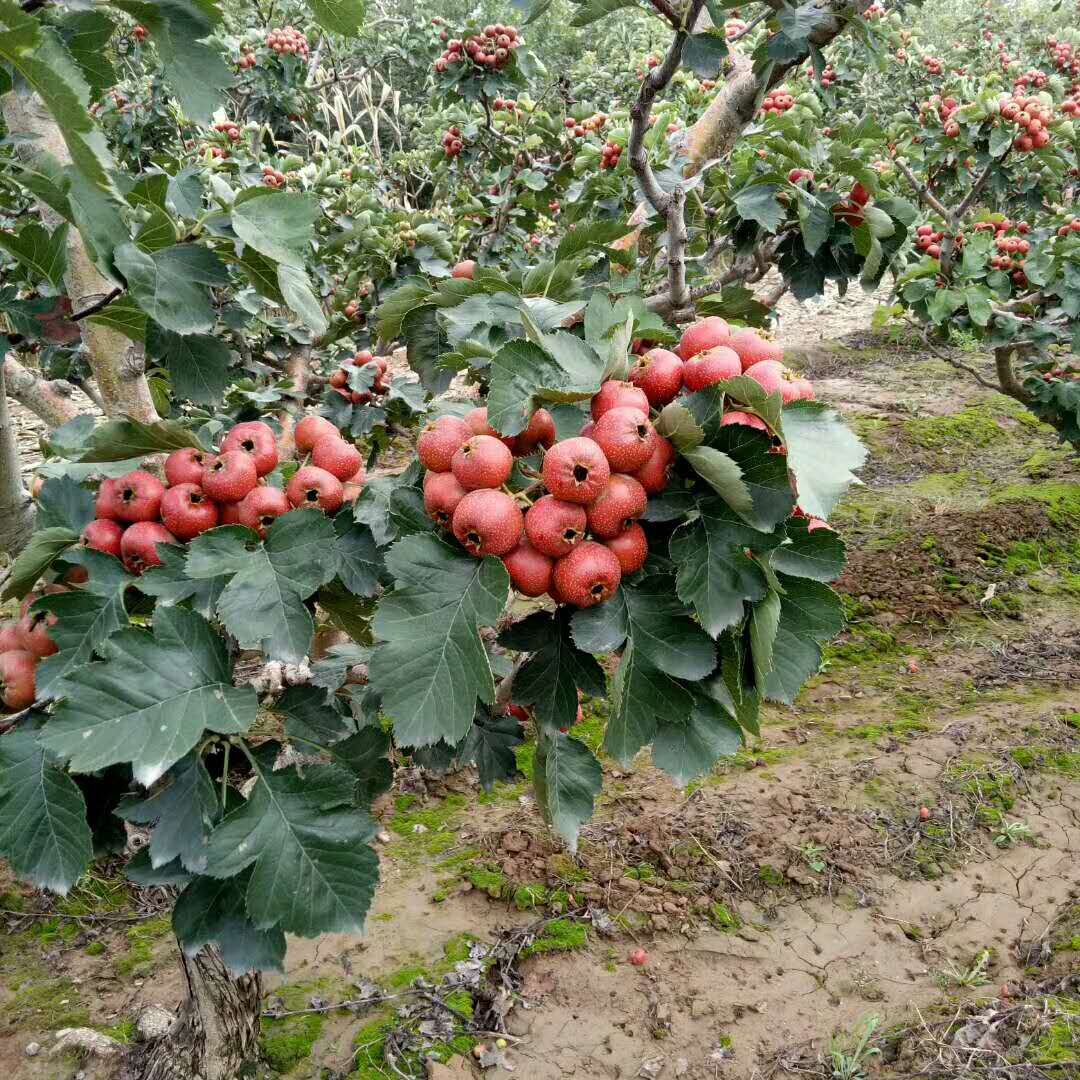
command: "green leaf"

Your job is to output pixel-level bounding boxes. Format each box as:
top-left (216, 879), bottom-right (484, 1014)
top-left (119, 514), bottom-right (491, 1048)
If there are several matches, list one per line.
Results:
top-left (555, 220), bottom-right (631, 262)
top-left (0, 222), bottom-right (68, 287)
top-left (86, 294), bottom-right (147, 342)
top-left (782, 402), bottom-right (867, 520)
top-left (0, 527), bottom-right (78, 601)
top-left (989, 124), bottom-right (1012, 158)
top-left (185, 515), bottom-right (341, 664)
top-left (115, 753), bottom-right (218, 873)
top-left (734, 184), bottom-right (785, 232)
top-left (109, 0), bottom-right (232, 124)
top-left (769, 517), bottom-right (845, 582)
top-left (761, 575), bottom-right (844, 704)
top-left (718, 425), bottom-right (796, 529)
top-left (278, 263), bottom-right (328, 336)
top-left (669, 498), bottom-right (774, 637)
top-left (570, 0), bottom-right (640, 26)
top-left (115, 242), bottom-right (227, 335)
top-left (654, 403), bottom-right (704, 451)
top-left (0, 3), bottom-right (118, 199)
top-left (460, 710), bottom-right (523, 791)
top-left (370, 533), bottom-right (509, 748)
top-left (231, 192), bottom-right (319, 268)
top-left (498, 610), bottom-right (606, 731)
top-left (58, 10), bottom-right (116, 95)
top-left (749, 589), bottom-right (781, 688)
top-left (333, 515), bottom-right (382, 597)
top-left (147, 324), bottom-right (231, 404)
top-left (41, 607), bottom-right (256, 786)
top-left (236, 247), bottom-right (285, 304)
top-left (652, 698), bottom-right (742, 787)
top-left (33, 576), bottom-right (132, 699)
top-left (401, 304), bottom-right (452, 396)
top-left (35, 475), bottom-right (94, 533)
top-left (799, 201), bottom-right (833, 257)
top-left (78, 417), bottom-right (209, 462)
top-left (173, 873), bottom-right (286, 974)
top-left (134, 204), bottom-right (178, 253)
top-left (964, 286), bottom-right (993, 328)
top-left (487, 338), bottom-right (602, 437)
top-left (137, 542), bottom-right (226, 619)
top-left (352, 473), bottom-right (410, 547)
top-left (532, 728), bottom-right (602, 853)
top-left (680, 446), bottom-right (753, 516)
top-left (0, 723), bottom-right (93, 894)
top-left (570, 575), bottom-right (716, 680)
top-left (309, 0), bottom-right (365, 35)
top-left (862, 205), bottom-right (895, 239)
top-left (683, 31), bottom-right (728, 78)
top-left (606, 642), bottom-right (694, 764)
top-left (203, 745), bottom-right (379, 936)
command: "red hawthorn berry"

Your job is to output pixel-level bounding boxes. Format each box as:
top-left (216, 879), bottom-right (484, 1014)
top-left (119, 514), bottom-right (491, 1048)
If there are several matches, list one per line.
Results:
top-left (311, 436), bottom-right (363, 482)
top-left (452, 489), bottom-right (524, 557)
top-left (423, 469), bottom-right (468, 527)
top-left (590, 380), bottom-right (650, 421)
top-left (222, 420), bottom-right (279, 477)
top-left (451, 435), bottom-right (514, 490)
top-left (295, 415), bottom-right (341, 454)
top-left (543, 438), bottom-right (611, 504)
top-left (605, 522), bottom-right (648, 575)
top-left (203, 451), bottom-right (258, 504)
top-left (237, 486), bottom-right (292, 539)
top-left (683, 346), bottom-right (742, 391)
top-left (121, 522), bottom-right (177, 575)
top-left (287, 466), bottom-right (344, 513)
top-left (503, 539), bottom-right (555, 597)
top-left (0, 650), bottom-right (37, 710)
top-left (160, 483), bottom-right (220, 541)
top-left (677, 317), bottom-right (732, 361)
top-left (553, 541), bottom-right (622, 608)
top-left (82, 518), bottom-right (125, 557)
top-left (525, 495), bottom-right (588, 558)
top-left (165, 447), bottom-right (211, 487)
top-left (585, 474), bottom-right (648, 539)
top-left (629, 348), bottom-right (684, 407)
top-left (17, 610), bottom-right (58, 659)
top-left (113, 470), bottom-right (165, 523)
top-left (418, 415), bottom-right (473, 473)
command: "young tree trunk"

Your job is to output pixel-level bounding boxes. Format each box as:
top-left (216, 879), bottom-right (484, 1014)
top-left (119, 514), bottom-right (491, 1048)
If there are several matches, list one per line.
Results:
top-left (993, 345), bottom-right (1032, 405)
top-left (132, 945), bottom-right (263, 1080)
top-left (3, 355), bottom-right (83, 429)
top-left (276, 343), bottom-right (312, 459)
top-left (1, 91), bottom-right (160, 424)
top-left (0, 361), bottom-right (35, 556)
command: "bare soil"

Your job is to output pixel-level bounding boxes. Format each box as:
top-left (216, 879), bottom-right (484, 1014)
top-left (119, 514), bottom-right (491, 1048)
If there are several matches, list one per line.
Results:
top-left (2, 285), bottom-right (1078, 1080)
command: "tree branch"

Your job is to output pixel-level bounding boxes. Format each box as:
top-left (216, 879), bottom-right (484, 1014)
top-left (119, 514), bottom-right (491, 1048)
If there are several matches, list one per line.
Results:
top-left (893, 156), bottom-right (952, 221)
top-left (0, 360), bottom-right (35, 557)
top-left (3, 355), bottom-right (83, 429)
top-left (993, 345), bottom-right (1032, 405)
top-left (901, 318), bottom-right (999, 393)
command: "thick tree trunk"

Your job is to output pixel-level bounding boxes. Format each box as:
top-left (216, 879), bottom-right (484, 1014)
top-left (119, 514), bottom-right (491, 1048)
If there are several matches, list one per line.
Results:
top-left (4, 355), bottom-right (83, 429)
top-left (686, 1), bottom-right (871, 168)
top-left (994, 345), bottom-right (1032, 405)
top-left (0, 361), bottom-right (35, 556)
top-left (1, 92), bottom-right (160, 424)
top-left (132, 945), bottom-right (263, 1080)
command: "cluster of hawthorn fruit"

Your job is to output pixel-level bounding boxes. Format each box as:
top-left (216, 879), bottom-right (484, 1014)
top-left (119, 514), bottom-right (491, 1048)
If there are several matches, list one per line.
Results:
top-left (599, 141), bottom-right (624, 170)
top-left (0, 590), bottom-right (62, 710)
top-left (432, 23), bottom-right (521, 74)
top-left (77, 418), bottom-right (365, 580)
top-left (211, 120), bottom-right (242, 142)
top-left (442, 126), bottom-right (465, 159)
top-left (327, 350), bottom-right (391, 404)
top-left (237, 48), bottom-right (257, 70)
top-left (418, 318), bottom-right (813, 609)
top-left (1047, 37), bottom-right (1080, 77)
top-left (265, 26), bottom-right (310, 58)
top-left (918, 94), bottom-right (962, 137)
top-left (261, 164), bottom-right (288, 188)
top-left (915, 223), bottom-right (965, 259)
top-left (759, 89), bottom-right (796, 116)
top-left (564, 113), bottom-right (608, 139)
top-left (922, 56), bottom-right (945, 76)
top-left (999, 92), bottom-right (1056, 152)
top-left (1055, 215), bottom-right (1080, 237)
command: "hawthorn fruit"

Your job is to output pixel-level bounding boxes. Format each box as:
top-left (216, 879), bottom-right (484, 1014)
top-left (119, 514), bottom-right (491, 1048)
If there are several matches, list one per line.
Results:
top-left (203, 451), bottom-right (259, 504)
top-left (237, 487), bottom-right (292, 539)
top-left (553, 541), bottom-right (622, 608)
top-left (542, 437), bottom-right (611, 504)
top-left (0, 650), bottom-right (36, 710)
top-left (590, 379), bottom-right (650, 421)
top-left (683, 345), bottom-right (741, 391)
top-left (112, 470), bottom-right (165, 523)
top-left (585, 474), bottom-right (648, 539)
top-left (592, 406), bottom-right (655, 472)
top-left (524, 495), bottom-right (587, 558)
top-left (503, 539), bottom-right (555, 597)
top-left (222, 421), bottom-right (279, 477)
top-left (161, 484), bottom-right (220, 542)
top-left (82, 518), bottom-right (124, 557)
top-left (677, 316), bottom-right (732, 361)
top-left (287, 466), bottom-right (345, 513)
top-left (629, 348), bottom-right (684, 407)
top-left (418, 415), bottom-right (473, 472)
top-left (451, 489), bottom-right (524, 556)
top-left (121, 522), bottom-right (176, 575)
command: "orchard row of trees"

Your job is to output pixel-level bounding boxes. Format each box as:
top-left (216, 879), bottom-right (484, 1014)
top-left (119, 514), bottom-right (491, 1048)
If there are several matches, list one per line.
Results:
top-left (0, 0), bottom-right (1076, 1077)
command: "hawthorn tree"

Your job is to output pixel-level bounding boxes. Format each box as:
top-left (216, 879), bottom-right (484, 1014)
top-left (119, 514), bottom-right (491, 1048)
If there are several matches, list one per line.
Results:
top-left (11, 1), bottom-right (1076, 1078)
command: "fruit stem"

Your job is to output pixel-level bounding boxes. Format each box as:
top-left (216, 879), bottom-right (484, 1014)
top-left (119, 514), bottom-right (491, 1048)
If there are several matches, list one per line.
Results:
top-left (220, 740), bottom-right (230, 806)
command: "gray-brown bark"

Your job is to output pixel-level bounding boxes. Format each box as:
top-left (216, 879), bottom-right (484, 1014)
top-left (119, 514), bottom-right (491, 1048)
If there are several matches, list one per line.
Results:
top-left (0, 360), bottom-right (35, 556)
top-left (3, 355), bottom-right (83, 429)
top-left (129, 946), bottom-right (263, 1080)
top-left (1, 91), bottom-right (160, 423)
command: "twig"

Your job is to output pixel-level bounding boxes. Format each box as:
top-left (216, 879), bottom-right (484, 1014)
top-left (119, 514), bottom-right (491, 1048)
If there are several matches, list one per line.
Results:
top-left (901, 318), bottom-right (999, 392)
top-left (893, 157), bottom-right (952, 221)
top-left (70, 287), bottom-right (123, 322)
top-left (0, 907), bottom-right (160, 923)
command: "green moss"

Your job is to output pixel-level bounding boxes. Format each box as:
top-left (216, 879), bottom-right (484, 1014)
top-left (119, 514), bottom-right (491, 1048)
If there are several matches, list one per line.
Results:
top-left (991, 481), bottom-right (1080, 529)
top-left (351, 1013), bottom-right (397, 1079)
top-left (708, 903), bottom-right (741, 930)
top-left (1064, 713), bottom-right (1080, 731)
top-left (466, 865), bottom-right (507, 898)
top-left (521, 918), bottom-right (588, 957)
top-left (32, 916), bottom-right (80, 948)
top-left (11, 974), bottom-right (90, 1029)
top-left (388, 793), bottom-right (466, 863)
top-left (261, 1013), bottom-right (324, 1072)
top-left (513, 883), bottom-right (549, 910)
top-left (113, 916), bottom-right (171, 978)
top-left (1022, 446), bottom-right (1074, 480)
top-left (84, 940), bottom-right (107, 956)
top-left (758, 864), bottom-right (786, 889)
top-left (57, 873), bottom-right (131, 916)
top-left (904, 405), bottom-right (1012, 450)
top-left (441, 933), bottom-right (476, 966)
top-left (1027, 996), bottom-right (1080, 1073)
top-left (97, 1019), bottom-right (136, 1044)
top-left (1010, 747), bottom-right (1080, 778)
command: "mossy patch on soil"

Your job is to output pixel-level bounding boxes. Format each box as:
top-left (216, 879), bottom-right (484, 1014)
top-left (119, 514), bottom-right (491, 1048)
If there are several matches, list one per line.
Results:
top-left (902, 398), bottom-right (1044, 451)
top-left (113, 916), bottom-right (172, 978)
top-left (389, 793), bottom-right (466, 863)
top-left (520, 917), bottom-right (588, 957)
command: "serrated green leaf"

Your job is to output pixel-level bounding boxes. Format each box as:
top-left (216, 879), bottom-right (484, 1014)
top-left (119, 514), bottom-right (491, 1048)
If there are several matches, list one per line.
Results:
top-left (0, 222), bottom-right (68, 287)
top-left (370, 533), bottom-right (509, 748)
top-left (733, 184), bottom-right (785, 232)
top-left (570, 575), bottom-right (716, 680)
top-left (555, 220), bottom-right (631, 261)
top-left (401, 304), bottom-right (452, 396)
top-left (58, 10), bottom-right (116, 94)
top-left (769, 517), bottom-right (845, 582)
top-left (203, 745), bottom-right (379, 936)
top-left (651, 697), bottom-right (742, 787)
top-left (681, 445), bottom-right (753, 515)
top-left (35, 475), bottom-right (94, 533)
top-left (654, 403), bottom-right (704, 451)
top-left (669, 498), bottom-right (775, 637)
top-left (147, 323), bottom-right (231, 404)
top-left (231, 192), bottom-right (319, 269)
top-left (116, 242), bottom-right (227, 334)
top-left (749, 588), bottom-right (781, 688)
top-left (78, 417), bottom-right (209, 462)
top-left (570, 0), bottom-right (640, 26)
top-left (0, 723), bottom-right (92, 894)
top-left (109, 0), bottom-right (232, 124)
top-left (761, 575), bottom-right (844, 704)
top-left (0, 527), bottom-right (78, 601)
top-left (138, 542), bottom-right (226, 619)
top-left (533, 727), bottom-right (601, 853)
top-left (278, 263), bottom-right (328, 336)
top-left (683, 31), bottom-right (728, 78)
top-left (186, 515), bottom-right (340, 664)
top-left (115, 753), bottom-right (218, 873)
top-left (782, 402), bottom-right (867, 520)
top-left (333, 515), bottom-right (382, 597)
top-left (173, 872), bottom-right (286, 974)
top-left (41, 607), bottom-right (256, 786)
top-left (309, 0), bottom-right (365, 35)
top-left (498, 610), bottom-right (606, 731)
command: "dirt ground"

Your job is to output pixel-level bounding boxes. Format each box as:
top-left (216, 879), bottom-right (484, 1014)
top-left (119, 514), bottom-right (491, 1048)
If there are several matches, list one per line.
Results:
top-left (2, 285), bottom-right (1078, 1080)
